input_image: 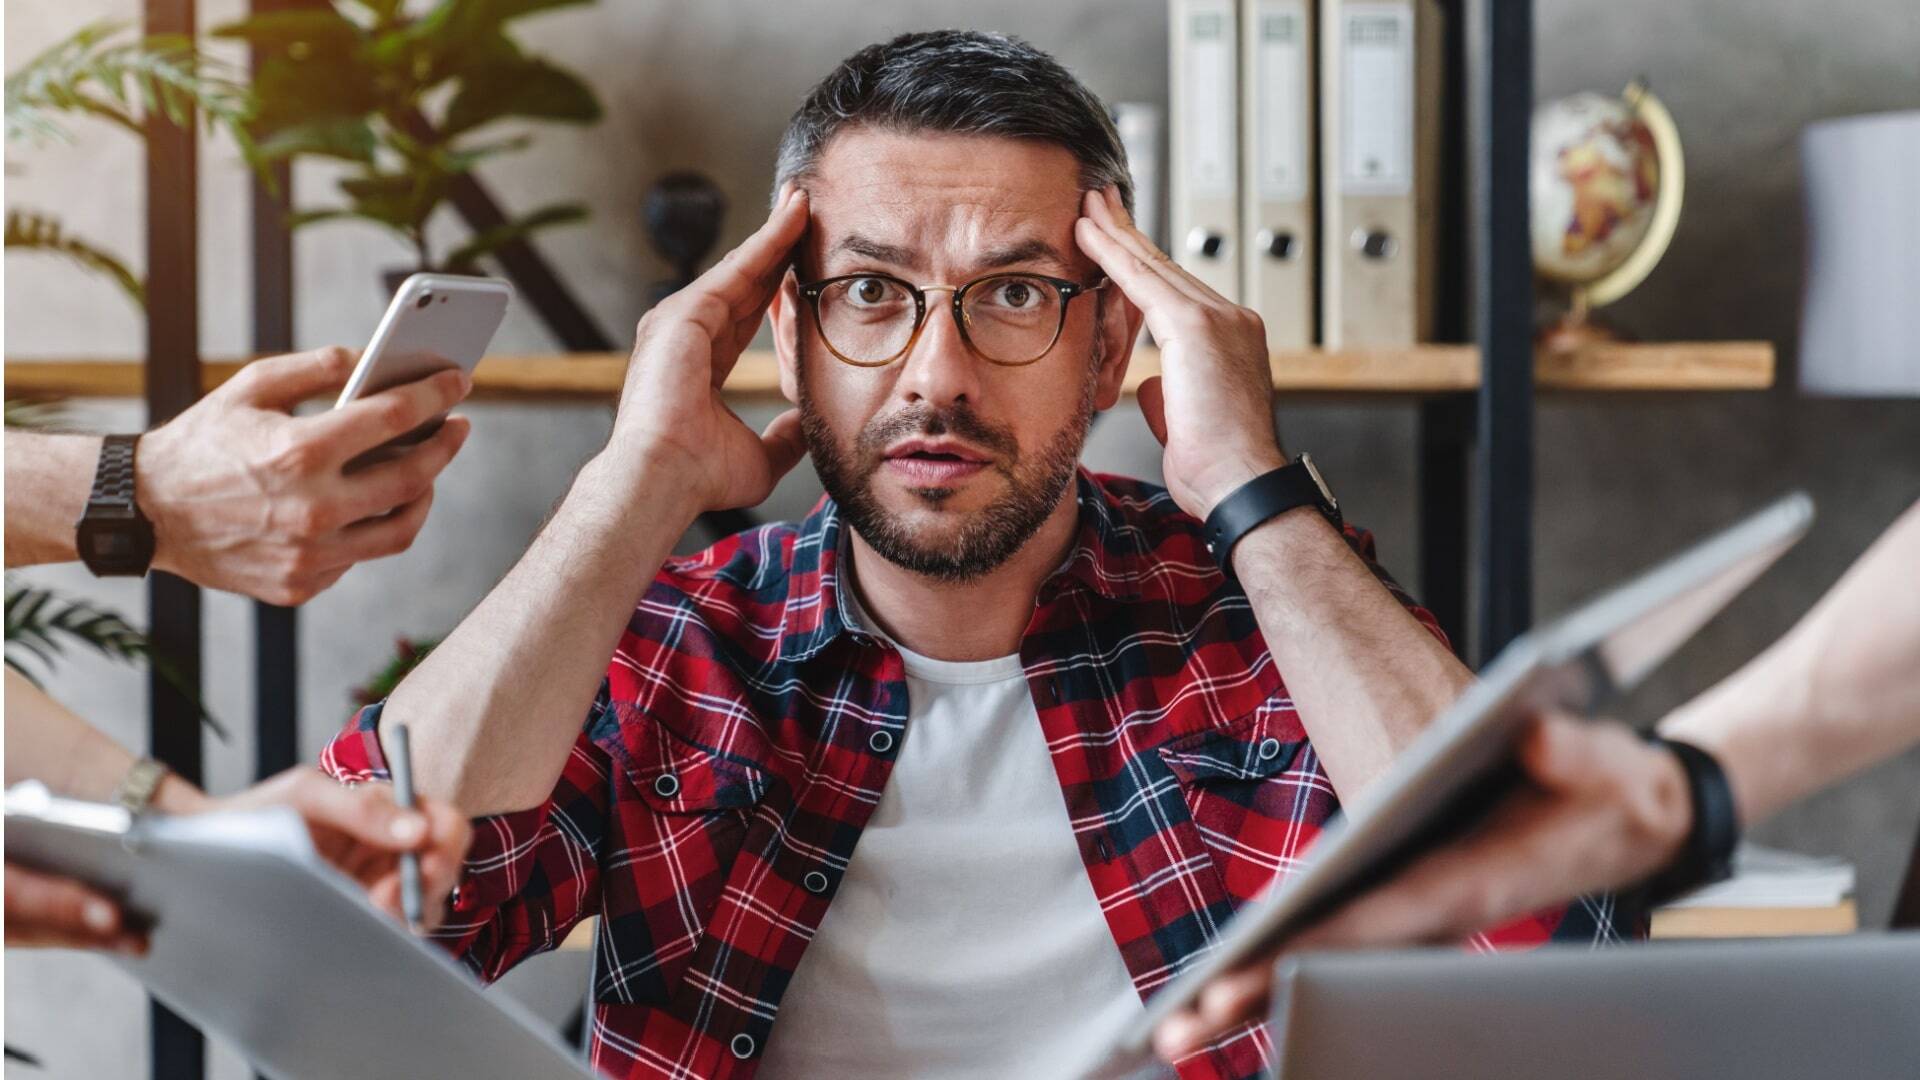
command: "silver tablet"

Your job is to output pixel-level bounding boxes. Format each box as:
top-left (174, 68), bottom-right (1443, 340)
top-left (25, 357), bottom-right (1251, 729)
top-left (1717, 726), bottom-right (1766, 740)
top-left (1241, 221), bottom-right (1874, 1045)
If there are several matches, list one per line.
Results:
top-left (3, 783), bottom-right (594, 1080)
top-left (1112, 492), bottom-right (1815, 1056)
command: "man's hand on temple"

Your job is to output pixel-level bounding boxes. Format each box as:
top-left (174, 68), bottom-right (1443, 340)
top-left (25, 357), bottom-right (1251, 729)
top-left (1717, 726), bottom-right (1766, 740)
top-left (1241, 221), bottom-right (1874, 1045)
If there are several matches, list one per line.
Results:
top-left (1149, 713), bottom-right (1694, 1062)
top-left (136, 347), bottom-right (473, 605)
top-left (1077, 180), bottom-right (1469, 799)
top-left (595, 184), bottom-right (813, 516)
top-left (1073, 185), bottom-right (1286, 518)
top-left (370, 186), bottom-right (815, 814)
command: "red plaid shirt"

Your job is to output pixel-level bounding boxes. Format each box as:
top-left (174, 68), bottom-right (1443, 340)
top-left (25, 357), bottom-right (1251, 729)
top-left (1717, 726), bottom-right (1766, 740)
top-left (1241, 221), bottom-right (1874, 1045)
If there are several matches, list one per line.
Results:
top-left (322, 471), bottom-right (1617, 1079)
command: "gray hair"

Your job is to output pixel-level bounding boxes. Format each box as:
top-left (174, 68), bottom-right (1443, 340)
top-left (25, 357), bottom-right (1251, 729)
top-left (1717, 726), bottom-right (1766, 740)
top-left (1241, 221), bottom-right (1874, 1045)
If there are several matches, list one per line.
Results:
top-left (772, 29), bottom-right (1134, 215)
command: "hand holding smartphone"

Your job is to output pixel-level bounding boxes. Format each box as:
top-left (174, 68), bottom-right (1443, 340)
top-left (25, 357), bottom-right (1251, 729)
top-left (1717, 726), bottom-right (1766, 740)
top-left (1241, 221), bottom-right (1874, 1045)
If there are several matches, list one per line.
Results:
top-left (339, 273), bottom-right (512, 469)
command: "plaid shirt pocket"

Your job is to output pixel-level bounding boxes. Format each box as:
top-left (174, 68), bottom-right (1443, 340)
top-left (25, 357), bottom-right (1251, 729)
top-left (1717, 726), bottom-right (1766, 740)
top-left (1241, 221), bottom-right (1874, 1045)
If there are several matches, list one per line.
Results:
top-left (1158, 702), bottom-right (1335, 903)
top-left (593, 716), bottom-right (773, 1007)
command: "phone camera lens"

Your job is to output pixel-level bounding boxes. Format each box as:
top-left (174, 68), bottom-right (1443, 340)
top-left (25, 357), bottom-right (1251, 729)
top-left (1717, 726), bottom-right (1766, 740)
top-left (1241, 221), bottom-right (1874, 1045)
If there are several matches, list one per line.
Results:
top-left (415, 292), bottom-right (433, 310)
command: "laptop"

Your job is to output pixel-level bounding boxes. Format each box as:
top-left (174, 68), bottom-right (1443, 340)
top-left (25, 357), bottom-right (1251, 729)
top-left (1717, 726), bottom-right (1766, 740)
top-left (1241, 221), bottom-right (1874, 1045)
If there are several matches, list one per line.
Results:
top-left (1268, 932), bottom-right (1920, 1079)
top-left (1108, 491), bottom-right (1816, 1057)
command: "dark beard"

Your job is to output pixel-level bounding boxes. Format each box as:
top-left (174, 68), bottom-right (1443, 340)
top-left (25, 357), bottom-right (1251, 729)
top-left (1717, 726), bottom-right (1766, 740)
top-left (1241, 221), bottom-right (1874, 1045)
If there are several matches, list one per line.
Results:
top-left (798, 362), bottom-right (1095, 583)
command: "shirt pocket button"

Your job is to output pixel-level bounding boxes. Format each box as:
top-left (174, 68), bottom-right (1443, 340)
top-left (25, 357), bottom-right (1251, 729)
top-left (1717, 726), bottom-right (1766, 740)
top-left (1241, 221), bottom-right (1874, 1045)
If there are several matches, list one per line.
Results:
top-left (652, 772), bottom-right (681, 798)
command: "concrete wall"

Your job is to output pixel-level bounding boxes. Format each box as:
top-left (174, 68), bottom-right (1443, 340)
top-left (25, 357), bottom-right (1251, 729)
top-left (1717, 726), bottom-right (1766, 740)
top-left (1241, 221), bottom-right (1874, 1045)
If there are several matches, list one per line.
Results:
top-left (6, 0), bottom-right (1918, 1074)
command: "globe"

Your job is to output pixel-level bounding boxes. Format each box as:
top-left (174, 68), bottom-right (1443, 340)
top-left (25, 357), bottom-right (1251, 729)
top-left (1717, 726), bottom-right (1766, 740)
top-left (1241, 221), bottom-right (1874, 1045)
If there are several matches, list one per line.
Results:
top-left (1529, 81), bottom-right (1685, 342)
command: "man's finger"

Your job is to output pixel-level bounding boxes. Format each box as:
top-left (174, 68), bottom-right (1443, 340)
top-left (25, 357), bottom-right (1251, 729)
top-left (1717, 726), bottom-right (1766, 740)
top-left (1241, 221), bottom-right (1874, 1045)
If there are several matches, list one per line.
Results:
top-left (336, 416), bottom-right (469, 524)
top-left (418, 799), bottom-right (473, 876)
top-left (1528, 712), bottom-right (1645, 797)
top-left (1152, 1008), bottom-right (1210, 1063)
top-left (690, 186), bottom-right (810, 324)
top-left (334, 489), bottom-right (436, 566)
top-left (1084, 186), bottom-right (1220, 308)
top-left (1154, 963), bottom-right (1272, 1060)
top-left (365, 875), bottom-right (404, 923)
top-left (1075, 213), bottom-right (1204, 347)
top-left (1295, 787), bottom-right (1584, 953)
top-left (1196, 963), bottom-right (1270, 1026)
top-left (308, 368), bottom-right (472, 461)
top-left (4, 863), bottom-right (127, 949)
top-left (225, 347), bottom-right (360, 410)
top-left (410, 800), bottom-right (471, 933)
top-left (274, 771), bottom-right (430, 856)
top-left (1135, 375), bottom-right (1170, 446)
top-left (759, 408), bottom-right (808, 483)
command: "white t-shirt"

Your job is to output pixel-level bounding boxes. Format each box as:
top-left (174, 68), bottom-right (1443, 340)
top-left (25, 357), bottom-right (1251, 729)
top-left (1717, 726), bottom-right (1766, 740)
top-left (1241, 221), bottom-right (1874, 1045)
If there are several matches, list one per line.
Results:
top-left (757, 611), bottom-right (1151, 1078)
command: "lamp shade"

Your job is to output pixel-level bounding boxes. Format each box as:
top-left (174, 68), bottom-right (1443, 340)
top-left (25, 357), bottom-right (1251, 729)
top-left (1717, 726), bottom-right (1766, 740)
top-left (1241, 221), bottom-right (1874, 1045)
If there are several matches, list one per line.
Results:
top-left (1798, 110), bottom-right (1920, 398)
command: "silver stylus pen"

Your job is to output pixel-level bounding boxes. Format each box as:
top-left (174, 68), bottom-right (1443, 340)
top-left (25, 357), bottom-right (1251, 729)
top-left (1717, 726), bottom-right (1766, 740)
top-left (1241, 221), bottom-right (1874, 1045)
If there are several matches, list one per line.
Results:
top-left (388, 722), bottom-right (424, 931)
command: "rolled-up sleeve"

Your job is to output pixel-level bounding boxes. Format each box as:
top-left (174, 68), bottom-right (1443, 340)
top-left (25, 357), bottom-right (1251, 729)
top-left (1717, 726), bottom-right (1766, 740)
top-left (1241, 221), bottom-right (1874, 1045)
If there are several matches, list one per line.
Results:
top-left (318, 693), bottom-right (614, 982)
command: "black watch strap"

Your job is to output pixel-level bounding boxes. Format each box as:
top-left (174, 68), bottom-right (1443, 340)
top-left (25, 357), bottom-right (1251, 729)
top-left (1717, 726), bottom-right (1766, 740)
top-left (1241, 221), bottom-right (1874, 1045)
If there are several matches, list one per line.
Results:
top-left (76, 433), bottom-right (156, 577)
top-left (88, 433), bottom-right (141, 508)
top-left (1640, 735), bottom-right (1741, 907)
top-left (1201, 455), bottom-right (1342, 578)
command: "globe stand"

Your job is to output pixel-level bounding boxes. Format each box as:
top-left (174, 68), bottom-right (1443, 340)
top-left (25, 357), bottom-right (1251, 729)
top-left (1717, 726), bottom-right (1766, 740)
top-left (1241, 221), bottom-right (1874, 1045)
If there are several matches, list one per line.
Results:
top-left (1537, 287), bottom-right (1630, 351)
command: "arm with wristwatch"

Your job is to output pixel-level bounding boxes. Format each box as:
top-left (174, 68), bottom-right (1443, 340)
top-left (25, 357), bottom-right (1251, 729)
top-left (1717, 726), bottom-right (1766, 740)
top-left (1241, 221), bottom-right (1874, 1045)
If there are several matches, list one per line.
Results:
top-left (1078, 183), bottom-right (1920, 1063)
top-left (4, 346), bottom-right (472, 602)
top-left (1077, 185), bottom-right (1474, 803)
top-left (1152, 496), bottom-right (1920, 1062)
top-left (4, 346), bottom-right (478, 952)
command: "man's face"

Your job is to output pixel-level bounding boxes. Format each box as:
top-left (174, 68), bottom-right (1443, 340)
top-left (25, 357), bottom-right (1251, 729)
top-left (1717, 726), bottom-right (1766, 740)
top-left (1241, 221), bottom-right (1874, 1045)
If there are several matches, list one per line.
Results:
top-left (775, 128), bottom-right (1133, 581)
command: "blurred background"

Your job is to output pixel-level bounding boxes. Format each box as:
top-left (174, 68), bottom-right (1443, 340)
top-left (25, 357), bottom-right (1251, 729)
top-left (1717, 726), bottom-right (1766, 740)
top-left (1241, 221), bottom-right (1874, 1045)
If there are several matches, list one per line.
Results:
top-left (5, 0), bottom-right (1917, 1075)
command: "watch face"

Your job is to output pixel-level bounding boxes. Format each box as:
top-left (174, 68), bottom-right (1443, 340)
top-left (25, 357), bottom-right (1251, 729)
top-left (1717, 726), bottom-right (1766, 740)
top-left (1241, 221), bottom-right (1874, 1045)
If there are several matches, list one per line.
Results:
top-left (88, 531), bottom-right (138, 558)
top-left (76, 515), bottom-right (155, 575)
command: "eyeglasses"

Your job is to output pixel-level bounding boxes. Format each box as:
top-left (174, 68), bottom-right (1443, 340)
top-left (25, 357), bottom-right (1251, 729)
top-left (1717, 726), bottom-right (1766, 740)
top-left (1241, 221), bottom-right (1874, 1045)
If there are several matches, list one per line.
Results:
top-left (796, 272), bottom-right (1109, 368)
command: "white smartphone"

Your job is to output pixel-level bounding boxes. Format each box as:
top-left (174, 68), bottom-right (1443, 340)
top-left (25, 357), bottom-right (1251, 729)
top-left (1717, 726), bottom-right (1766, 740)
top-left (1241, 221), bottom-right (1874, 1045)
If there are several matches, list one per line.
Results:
top-left (336, 273), bottom-right (512, 464)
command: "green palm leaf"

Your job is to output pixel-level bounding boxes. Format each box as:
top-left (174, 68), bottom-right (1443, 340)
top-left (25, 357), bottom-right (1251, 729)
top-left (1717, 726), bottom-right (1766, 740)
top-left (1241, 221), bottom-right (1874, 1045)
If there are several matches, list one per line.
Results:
top-left (5, 209), bottom-right (144, 308)
top-left (5, 20), bottom-right (252, 146)
top-left (4, 581), bottom-right (228, 739)
top-left (4, 396), bottom-right (71, 430)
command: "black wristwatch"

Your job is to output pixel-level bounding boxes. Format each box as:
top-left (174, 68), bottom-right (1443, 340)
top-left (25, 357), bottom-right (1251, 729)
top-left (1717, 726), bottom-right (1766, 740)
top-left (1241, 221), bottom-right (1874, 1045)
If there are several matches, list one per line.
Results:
top-left (1640, 735), bottom-right (1741, 906)
top-left (75, 433), bottom-right (157, 577)
top-left (1202, 455), bottom-right (1342, 578)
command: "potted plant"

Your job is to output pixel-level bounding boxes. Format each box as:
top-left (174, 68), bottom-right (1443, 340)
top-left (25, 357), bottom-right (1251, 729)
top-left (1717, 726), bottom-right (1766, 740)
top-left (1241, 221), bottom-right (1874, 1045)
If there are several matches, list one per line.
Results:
top-left (214, 0), bottom-right (602, 287)
top-left (351, 635), bottom-right (439, 707)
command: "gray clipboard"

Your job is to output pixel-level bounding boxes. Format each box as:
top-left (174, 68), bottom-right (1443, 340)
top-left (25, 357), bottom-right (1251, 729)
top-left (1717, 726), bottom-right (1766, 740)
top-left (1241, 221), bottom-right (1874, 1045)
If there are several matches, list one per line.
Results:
top-left (3, 783), bottom-right (595, 1080)
top-left (1102, 491), bottom-right (1815, 1064)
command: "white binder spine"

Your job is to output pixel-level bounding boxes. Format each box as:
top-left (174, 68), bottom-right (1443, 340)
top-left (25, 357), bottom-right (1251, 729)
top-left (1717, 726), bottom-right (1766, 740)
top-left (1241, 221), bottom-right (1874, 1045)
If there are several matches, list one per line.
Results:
top-left (1320, 0), bottom-right (1441, 348)
top-left (1170, 0), bottom-right (1242, 302)
top-left (1241, 0), bottom-right (1316, 349)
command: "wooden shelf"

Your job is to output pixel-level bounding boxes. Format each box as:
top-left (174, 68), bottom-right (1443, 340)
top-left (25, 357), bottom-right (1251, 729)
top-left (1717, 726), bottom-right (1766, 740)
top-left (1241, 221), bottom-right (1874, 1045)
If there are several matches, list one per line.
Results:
top-left (2, 342), bottom-right (1774, 401)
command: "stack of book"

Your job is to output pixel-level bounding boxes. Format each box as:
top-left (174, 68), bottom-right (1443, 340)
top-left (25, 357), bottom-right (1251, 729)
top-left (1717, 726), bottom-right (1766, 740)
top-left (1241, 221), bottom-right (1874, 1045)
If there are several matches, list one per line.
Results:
top-left (1651, 844), bottom-right (1858, 939)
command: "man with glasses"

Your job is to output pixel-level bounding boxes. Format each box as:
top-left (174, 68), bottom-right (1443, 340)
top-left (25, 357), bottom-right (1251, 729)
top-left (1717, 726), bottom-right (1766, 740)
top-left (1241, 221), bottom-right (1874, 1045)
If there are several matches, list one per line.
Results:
top-left (318, 30), bottom-right (1613, 1079)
